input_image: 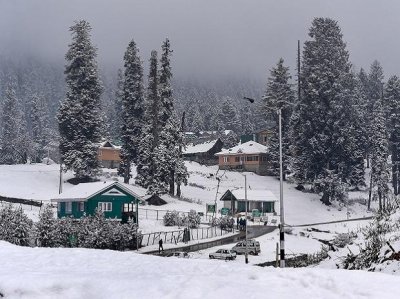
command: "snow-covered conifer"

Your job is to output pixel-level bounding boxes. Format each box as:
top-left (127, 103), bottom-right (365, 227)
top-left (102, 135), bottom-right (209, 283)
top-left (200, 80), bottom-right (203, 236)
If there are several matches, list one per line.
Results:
top-left (263, 58), bottom-right (295, 177)
top-left (58, 20), bottom-right (102, 181)
top-left (119, 40), bottom-right (145, 183)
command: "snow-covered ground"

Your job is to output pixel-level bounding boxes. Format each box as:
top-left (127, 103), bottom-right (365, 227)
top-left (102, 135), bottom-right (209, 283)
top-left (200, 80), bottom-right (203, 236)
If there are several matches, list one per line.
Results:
top-left (0, 241), bottom-right (399, 299)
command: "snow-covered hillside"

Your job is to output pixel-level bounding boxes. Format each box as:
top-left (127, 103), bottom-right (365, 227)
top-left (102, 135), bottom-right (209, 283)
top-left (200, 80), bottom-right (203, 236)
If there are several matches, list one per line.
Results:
top-left (0, 241), bottom-right (399, 299)
top-left (0, 162), bottom-right (373, 226)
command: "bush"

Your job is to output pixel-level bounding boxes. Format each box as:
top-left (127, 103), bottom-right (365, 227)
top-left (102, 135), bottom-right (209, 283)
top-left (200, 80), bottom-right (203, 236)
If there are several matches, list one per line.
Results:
top-left (0, 204), bottom-right (33, 246)
top-left (187, 210), bottom-right (201, 228)
top-left (35, 205), bottom-right (57, 247)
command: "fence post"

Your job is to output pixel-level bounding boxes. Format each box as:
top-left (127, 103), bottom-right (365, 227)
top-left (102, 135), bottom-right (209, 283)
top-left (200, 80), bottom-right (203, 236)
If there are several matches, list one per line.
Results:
top-left (157, 210), bottom-right (159, 220)
top-left (146, 209), bottom-right (148, 219)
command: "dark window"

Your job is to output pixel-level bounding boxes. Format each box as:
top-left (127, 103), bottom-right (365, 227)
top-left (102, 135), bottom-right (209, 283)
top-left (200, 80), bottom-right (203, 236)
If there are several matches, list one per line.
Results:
top-left (235, 157), bottom-right (240, 162)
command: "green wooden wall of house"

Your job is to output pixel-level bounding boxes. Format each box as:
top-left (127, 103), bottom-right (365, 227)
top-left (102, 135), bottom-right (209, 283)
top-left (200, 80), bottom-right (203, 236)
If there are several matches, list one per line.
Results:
top-left (57, 185), bottom-right (139, 220)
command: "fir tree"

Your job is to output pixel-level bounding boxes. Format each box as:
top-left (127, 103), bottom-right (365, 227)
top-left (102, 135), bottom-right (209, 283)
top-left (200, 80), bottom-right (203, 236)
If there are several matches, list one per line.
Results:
top-left (30, 93), bottom-right (49, 163)
top-left (292, 18), bottom-right (364, 203)
top-left (119, 40), bottom-right (145, 183)
top-left (370, 100), bottom-right (390, 211)
top-left (111, 69), bottom-right (124, 142)
top-left (263, 58), bottom-right (295, 177)
top-left (385, 75), bottom-right (400, 195)
top-left (136, 50), bottom-right (160, 189)
top-left (58, 20), bottom-right (103, 180)
top-left (219, 97), bottom-right (241, 133)
top-left (0, 83), bottom-right (28, 164)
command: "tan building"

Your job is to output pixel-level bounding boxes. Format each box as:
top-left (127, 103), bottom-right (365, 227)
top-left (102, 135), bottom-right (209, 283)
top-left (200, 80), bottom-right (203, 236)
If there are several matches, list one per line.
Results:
top-left (97, 141), bottom-right (121, 169)
top-left (215, 141), bottom-right (269, 175)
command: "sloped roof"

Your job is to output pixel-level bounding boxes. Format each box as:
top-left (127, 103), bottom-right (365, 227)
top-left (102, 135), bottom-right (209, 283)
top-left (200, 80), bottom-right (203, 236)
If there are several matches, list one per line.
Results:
top-left (183, 139), bottom-right (220, 154)
top-left (220, 189), bottom-right (277, 202)
top-left (215, 141), bottom-right (268, 155)
top-left (51, 181), bottom-right (144, 202)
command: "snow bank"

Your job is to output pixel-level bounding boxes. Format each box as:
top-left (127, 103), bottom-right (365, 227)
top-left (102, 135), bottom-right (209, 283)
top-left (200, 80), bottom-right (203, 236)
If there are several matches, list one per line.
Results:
top-left (0, 241), bottom-right (399, 299)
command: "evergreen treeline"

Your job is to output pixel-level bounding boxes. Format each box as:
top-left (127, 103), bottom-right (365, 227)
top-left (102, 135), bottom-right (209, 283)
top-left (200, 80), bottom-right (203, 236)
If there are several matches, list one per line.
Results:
top-left (1, 17), bottom-right (400, 208)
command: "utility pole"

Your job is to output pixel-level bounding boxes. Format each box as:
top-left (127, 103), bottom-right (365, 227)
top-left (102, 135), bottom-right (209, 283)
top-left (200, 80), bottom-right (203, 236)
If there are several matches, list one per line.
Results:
top-left (278, 109), bottom-right (285, 268)
top-left (59, 162), bottom-right (63, 194)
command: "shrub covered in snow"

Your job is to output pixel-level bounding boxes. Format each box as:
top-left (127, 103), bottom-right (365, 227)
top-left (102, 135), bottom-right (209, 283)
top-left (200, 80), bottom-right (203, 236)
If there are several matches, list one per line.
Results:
top-left (35, 204), bottom-right (57, 247)
top-left (187, 210), bottom-right (201, 228)
top-left (341, 211), bottom-right (398, 270)
top-left (0, 204), bottom-right (33, 246)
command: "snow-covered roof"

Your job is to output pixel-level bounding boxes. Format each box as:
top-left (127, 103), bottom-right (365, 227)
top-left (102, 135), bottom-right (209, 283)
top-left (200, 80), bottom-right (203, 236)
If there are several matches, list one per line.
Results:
top-left (183, 139), bottom-right (219, 154)
top-left (215, 141), bottom-right (268, 155)
top-left (230, 189), bottom-right (278, 202)
top-left (51, 181), bottom-right (144, 202)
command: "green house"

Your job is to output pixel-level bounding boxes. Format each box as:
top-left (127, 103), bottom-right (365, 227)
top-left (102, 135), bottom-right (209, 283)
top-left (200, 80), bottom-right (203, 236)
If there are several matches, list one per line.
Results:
top-left (219, 189), bottom-right (277, 215)
top-left (51, 181), bottom-right (144, 221)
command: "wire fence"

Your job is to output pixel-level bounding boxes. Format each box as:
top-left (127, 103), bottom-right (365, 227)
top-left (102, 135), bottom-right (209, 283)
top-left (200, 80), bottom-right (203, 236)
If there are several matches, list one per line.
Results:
top-left (141, 226), bottom-right (233, 246)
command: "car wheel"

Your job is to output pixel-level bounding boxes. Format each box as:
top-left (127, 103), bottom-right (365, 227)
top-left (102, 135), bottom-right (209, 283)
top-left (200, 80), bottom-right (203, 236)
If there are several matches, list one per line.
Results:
top-left (209, 255), bottom-right (214, 259)
top-left (249, 251), bottom-right (255, 255)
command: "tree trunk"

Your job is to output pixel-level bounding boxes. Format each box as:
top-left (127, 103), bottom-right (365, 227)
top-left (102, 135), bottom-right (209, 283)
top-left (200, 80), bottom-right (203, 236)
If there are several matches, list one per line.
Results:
top-left (366, 153), bottom-right (370, 169)
top-left (368, 169), bottom-right (373, 211)
top-left (177, 183), bottom-right (181, 198)
top-left (124, 163), bottom-right (130, 184)
top-left (169, 169), bottom-right (175, 196)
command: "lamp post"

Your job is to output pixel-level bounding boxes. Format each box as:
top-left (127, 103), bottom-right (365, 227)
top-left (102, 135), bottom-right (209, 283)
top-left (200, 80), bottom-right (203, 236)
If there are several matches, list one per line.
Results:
top-left (243, 97), bottom-right (285, 268)
top-left (278, 108), bottom-right (285, 268)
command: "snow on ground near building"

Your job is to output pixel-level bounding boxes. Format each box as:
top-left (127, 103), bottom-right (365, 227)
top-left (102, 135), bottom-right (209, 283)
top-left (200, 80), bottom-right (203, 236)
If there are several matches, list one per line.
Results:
top-left (0, 162), bottom-right (374, 226)
top-left (0, 241), bottom-right (399, 299)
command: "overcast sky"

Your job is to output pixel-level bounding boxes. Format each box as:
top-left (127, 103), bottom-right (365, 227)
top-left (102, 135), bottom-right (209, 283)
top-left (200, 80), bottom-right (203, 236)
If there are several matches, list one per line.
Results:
top-left (0, 0), bottom-right (399, 81)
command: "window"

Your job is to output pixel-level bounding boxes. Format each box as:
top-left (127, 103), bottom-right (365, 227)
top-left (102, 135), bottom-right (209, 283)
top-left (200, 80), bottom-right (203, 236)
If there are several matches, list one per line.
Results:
top-left (254, 156), bottom-right (259, 161)
top-left (57, 203), bottom-right (61, 212)
top-left (98, 202), bottom-right (112, 212)
top-left (223, 156), bottom-right (229, 163)
top-left (65, 202), bottom-right (72, 214)
top-left (123, 203), bottom-right (135, 212)
top-left (79, 202), bottom-right (85, 212)
top-left (235, 157), bottom-right (240, 162)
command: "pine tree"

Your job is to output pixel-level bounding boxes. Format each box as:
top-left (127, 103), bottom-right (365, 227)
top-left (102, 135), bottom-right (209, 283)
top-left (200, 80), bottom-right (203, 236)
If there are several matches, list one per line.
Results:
top-left (292, 18), bottom-right (364, 203)
top-left (385, 75), bottom-right (400, 195)
top-left (136, 50), bottom-right (160, 189)
top-left (241, 105), bottom-right (254, 135)
top-left (263, 58), bottom-right (295, 177)
top-left (370, 100), bottom-right (390, 211)
top-left (365, 61), bottom-right (385, 168)
top-left (119, 40), bottom-right (145, 183)
top-left (159, 38), bottom-right (174, 127)
top-left (30, 94), bottom-right (49, 163)
top-left (58, 20), bottom-right (103, 180)
top-left (1, 83), bottom-right (25, 164)
top-left (219, 97), bottom-right (241, 133)
top-left (111, 69), bottom-right (124, 142)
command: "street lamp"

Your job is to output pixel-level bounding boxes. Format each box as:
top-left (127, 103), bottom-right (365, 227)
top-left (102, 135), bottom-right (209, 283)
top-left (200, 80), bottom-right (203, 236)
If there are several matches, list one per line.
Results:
top-left (243, 97), bottom-right (286, 268)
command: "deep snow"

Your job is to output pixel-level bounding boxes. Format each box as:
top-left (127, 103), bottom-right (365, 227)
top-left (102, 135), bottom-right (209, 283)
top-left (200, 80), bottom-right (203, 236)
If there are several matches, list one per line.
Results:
top-left (0, 241), bottom-right (400, 299)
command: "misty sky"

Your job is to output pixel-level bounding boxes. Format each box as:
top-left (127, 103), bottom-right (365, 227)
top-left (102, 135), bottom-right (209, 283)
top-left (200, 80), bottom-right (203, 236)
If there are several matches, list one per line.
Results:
top-left (0, 0), bottom-right (400, 81)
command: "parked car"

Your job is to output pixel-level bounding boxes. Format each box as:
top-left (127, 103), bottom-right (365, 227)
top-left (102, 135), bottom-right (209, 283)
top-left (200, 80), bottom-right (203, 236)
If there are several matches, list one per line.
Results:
top-left (231, 239), bottom-right (261, 255)
top-left (171, 251), bottom-right (190, 258)
top-left (165, 251), bottom-right (190, 258)
top-left (209, 249), bottom-right (237, 260)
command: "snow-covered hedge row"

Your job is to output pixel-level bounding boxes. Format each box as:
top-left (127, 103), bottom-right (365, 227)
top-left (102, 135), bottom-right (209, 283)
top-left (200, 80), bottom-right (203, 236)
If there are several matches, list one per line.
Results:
top-left (163, 210), bottom-right (201, 228)
top-left (0, 204), bottom-right (142, 250)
